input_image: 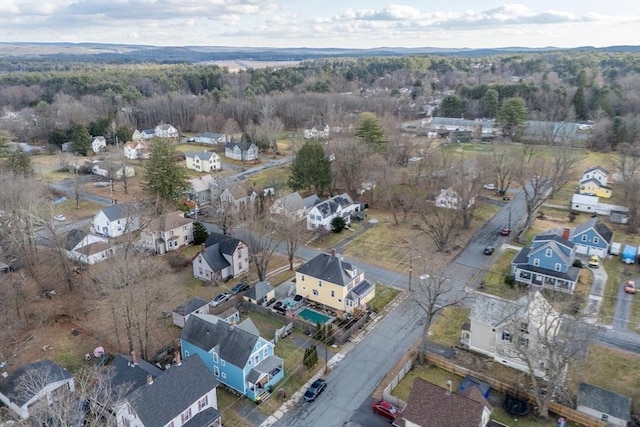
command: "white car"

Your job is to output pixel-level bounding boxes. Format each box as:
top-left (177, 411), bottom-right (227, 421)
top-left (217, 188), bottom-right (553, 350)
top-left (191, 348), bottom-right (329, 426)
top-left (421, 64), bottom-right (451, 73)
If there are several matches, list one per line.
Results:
top-left (53, 214), bottom-right (67, 222)
top-left (482, 184), bottom-right (496, 190)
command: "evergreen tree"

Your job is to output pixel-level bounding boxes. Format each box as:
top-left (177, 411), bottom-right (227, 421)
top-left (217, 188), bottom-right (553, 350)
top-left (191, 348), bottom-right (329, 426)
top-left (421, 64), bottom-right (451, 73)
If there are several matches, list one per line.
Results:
top-left (69, 124), bottom-right (91, 155)
top-left (439, 95), bottom-right (467, 118)
top-left (7, 148), bottom-right (32, 177)
top-left (115, 125), bottom-right (133, 144)
top-left (193, 221), bottom-right (209, 245)
top-left (0, 130), bottom-right (11, 158)
top-left (49, 128), bottom-right (69, 147)
top-left (303, 346), bottom-right (318, 368)
top-left (482, 88), bottom-right (499, 117)
top-left (288, 141), bottom-right (332, 193)
top-left (496, 97), bottom-right (528, 140)
top-left (331, 216), bottom-right (346, 233)
top-left (573, 87), bottom-right (588, 120)
top-left (142, 138), bottom-right (189, 205)
top-left (354, 112), bottom-right (385, 152)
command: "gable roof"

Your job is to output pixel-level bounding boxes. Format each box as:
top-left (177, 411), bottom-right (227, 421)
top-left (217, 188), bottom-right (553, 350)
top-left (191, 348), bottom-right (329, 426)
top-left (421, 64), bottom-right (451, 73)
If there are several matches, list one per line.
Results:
top-left (571, 218), bottom-right (613, 244)
top-left (572, 194), bottom-right (599, 205)
top-left (296, 252), bottom-right (358, 287)
top-left (64, 229), bottom-right (88, 251)
top-left (129, 354), bottom-right (219, 426)
top-left (577, 382), bottom-right (631, 421)
top-left (109, 354), bottom-right (164, 396)
top-left (225, 141), bottom-right (256, 151)
top-left (196, 132), bottom-right (224, 139)
top-left (401, 378), bottom-right (488, 427)
top-left (199, 244), bottom-right (231, 272)
top-left (0, 360), bottom-right (73, 407)
top-left (302, 194), bottom-right (321, 209)
top-left (99, 203), bottom-right (136, 221)
top-left (470, 292), bottom-right (525, 327)
top-left (147, 211), bottom-right (193, 232)
top-left (245, 281), bottom-right (274, 301)
top-left (181, 314), bottom-right (261, 368)
top-left (189, 175), bottom-right (216, 193)
top-left (583, 166), bottom-right (608, 176)
top-left (205, 232), bottom-right (241, 254)
top-left (311, 193), bottom-right (355, 218)
top-left (529, 238), bottom-right (573, 265)
top-left (275, 192), bottom-right (304, 213)
top-left (579, 177), bottom-right (611, 189)
top-left (172, 297), bottom-right (209, 316)
top-left (186, 151), bottom-right (219, 161)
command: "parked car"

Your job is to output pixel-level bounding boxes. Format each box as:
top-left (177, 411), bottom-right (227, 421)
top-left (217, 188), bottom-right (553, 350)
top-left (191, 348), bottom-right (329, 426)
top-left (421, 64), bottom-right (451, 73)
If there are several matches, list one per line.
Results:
top-left (351, 212), bottom-right (366, 221)
top-left (372, 400), bottom-right (399, 420)
top-left (500, 228), bottom-right (511, 236)
top-left (624, 280), bottom-right (636, 294)
top-left (588, 255), bottom-right (600, 268)
top-left (230, 282), bottom-right (249, 295)
top-left (211, 292), bottom-right (230, 307)
top-left (482, 184), bottom-right (496, 190)
top-left (53, 214), bottom-right (67, 222)
top-left (303, 379), bottom-right (327, 402)
top-left (502, 196), bottom-right (510, 201)
top-left (483, 246), bottom-right (495, 255)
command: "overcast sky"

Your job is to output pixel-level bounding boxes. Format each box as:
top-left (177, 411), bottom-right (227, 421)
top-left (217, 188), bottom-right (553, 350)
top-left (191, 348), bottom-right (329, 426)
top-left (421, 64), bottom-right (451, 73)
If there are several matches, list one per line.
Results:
top-left (1, 0), bottom-right (639, 49)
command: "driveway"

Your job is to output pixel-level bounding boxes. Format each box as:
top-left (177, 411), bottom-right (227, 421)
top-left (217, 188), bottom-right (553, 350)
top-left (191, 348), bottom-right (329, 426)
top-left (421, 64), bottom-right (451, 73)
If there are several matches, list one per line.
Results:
top-left (612, 276), bottom-right (639, 331)
top-left (582, 263), bottom-right (607, 324)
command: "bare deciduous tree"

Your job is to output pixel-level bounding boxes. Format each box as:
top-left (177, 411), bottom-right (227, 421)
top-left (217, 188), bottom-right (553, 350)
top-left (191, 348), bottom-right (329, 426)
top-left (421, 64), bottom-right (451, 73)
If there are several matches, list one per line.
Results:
top-left (276, 215), bottom-right (306, 270)
top-left (514, 147), bottom-right (554, 229)
top-left (415, 201), bottom-right (461, 253)
top-left (244, 217), bottom-right (282, 281)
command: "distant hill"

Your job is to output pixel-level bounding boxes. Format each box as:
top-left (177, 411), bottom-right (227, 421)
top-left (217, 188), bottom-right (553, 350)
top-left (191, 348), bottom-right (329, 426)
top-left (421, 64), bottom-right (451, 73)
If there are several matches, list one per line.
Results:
top-left (0, 42), bottom-right (638, 64)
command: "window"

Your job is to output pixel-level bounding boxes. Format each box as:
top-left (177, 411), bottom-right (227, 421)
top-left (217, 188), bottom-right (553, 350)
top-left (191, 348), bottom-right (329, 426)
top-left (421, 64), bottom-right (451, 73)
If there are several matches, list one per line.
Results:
top-left (545, 248), bottom-right (552, 257)
top-left (184, 225), bottom-right (187, 230)
top-left (338, 299), bottom-right (342, 303)
top-left (181, 408), bottom-right (192, 423)
top-left (518, 338), bottom-right (529, 348)
top-left (301, 275), bottom-right (305, 282)
top-left (170, 230), bottom-right (174, 236)
top-left (601, 414), bottom-right (609, 421)
top-left (501, 331), bottom-right (512, 342)
top-left (213, 352), bottom-right (218, 363)
top-left (254, 355), bottom-right (259, 365)
top-left (330, 290), bottom-right (335, 298)
top-left (221, 372), bottom-right (226, 379)
top-left (185, 351), bottom-right (189, 357)
top-left (593, 237), bottom-right (599, 244)
top-left (312, 290), bottom-right (319, 296)
top-left (520, 322), bottom-right (529, 333)
top-left (263, 348), bottom-right (268, 358)
top-left (581, 235), bottom-right (587, 242)
top-left (318, 280), bottom-right (322, 287)
top-left (214, 366), bottom-right (219, 376)
top-left (221, 360), bottom-right (225, 366)
top-left (533, 258), bottom-right (540, 267)
top-left (555, 263), bottom-right (562, 271)
top-left (198, 395), bottom-right (209, 410)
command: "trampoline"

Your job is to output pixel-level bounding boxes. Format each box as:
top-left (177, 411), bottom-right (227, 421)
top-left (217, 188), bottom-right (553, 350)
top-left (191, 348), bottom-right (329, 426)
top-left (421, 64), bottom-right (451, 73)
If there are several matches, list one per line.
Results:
top-left (503, 393), bottom-right (530, 416)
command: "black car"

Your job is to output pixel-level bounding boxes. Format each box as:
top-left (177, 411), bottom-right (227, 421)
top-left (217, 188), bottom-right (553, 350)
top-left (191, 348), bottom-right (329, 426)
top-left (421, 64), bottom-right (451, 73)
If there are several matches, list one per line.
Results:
top-left (304, 379), bottom-right (327, 402)
top-left (231, 282), bottom-right (249, 294)
top-left (483, 246), bottom-right (495, 255)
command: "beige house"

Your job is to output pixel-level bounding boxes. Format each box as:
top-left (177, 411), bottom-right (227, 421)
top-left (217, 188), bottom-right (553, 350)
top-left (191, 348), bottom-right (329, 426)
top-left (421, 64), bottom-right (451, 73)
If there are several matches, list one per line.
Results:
top-left (185, 151), bottom-right (221, 173)
top-left (140, 211), bottom-right (194, 254)
top-left (123, 140), bottom-right (150, 159)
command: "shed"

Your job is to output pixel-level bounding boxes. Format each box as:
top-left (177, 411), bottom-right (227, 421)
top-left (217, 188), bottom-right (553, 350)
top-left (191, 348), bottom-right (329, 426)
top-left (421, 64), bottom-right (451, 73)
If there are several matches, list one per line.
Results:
top-left (244, 281), bottom-right (275, 305)
top-left (219, 307), bottom-right (240, 324)
top-left (576, 383), bottom-right (631, 427)
top-left (609, 210), bottom-right (628, 224)
top-left (609, 242), bottom-right (621, 256)
top-left (458, 375), bottom-right (491, 399)
top-left (171, 297), bottom-right (210, 328)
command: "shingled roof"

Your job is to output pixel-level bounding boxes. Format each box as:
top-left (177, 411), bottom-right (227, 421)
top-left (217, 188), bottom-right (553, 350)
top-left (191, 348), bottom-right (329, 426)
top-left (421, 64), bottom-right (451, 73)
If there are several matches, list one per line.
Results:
top-left (577, 382), bottom-right (631, 422)
top-left (181, 314), bottom-right (260, 368)
top-left (99, 203), bottom-right (136, 221)
top-left (571, 218), bottom-right (613, 244)
top-left (296, 252), bottom-right (358, 287)
top-left (0, 360), bottom-right (73, 407)
top-left (205, 232), bottom-right (242, 255)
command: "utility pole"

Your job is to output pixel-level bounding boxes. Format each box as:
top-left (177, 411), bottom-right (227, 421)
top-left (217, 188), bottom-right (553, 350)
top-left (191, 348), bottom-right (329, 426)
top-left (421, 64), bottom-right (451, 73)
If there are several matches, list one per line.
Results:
top-left (409, 256), bottom-right (413, 291)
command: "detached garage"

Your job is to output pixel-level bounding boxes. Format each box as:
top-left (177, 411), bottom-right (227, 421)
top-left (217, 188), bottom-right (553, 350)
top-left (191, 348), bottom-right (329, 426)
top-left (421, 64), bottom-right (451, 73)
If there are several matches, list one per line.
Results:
top-left (569, 218), bottom-right (613, 258)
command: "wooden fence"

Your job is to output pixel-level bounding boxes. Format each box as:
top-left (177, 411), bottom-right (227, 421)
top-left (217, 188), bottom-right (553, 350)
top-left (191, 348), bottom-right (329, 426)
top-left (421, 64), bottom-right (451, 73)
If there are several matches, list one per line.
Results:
top-left (381, 354), bottom-right (414, 409)
top-left (334, 315), bottom-right (369, 345)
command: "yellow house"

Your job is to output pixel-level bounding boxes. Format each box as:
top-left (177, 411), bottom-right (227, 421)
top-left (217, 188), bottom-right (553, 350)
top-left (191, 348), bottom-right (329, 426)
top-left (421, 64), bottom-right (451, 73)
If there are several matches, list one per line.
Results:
top-left (579, 178), bottom-right (612, 198)
top-left (295, 251), bottom-right (375, 313)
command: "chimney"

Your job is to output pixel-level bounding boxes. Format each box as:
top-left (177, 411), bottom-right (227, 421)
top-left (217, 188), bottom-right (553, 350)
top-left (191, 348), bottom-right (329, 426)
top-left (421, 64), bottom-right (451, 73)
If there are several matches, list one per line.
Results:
top-left (202, 243), bottom-right (206, 253)
top-left (562, 228), bottom-right (570, 240)
top-left (130, 351), bottom-right (137, 367)
top-left (146, 374), bottom-right (153, 385)
top-left (175, 352), bottom-right (182, 366)
top-left (446, 380), bottom-right (452, 395)
top-left (331, 248), bottom-right (336, 257)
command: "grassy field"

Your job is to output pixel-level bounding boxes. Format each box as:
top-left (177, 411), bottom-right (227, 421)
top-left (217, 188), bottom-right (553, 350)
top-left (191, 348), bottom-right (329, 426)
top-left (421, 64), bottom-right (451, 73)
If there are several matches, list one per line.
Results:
top-left (248, 164), bottom-right (291, 190)
top-left (481, 248), bottom-right (526, 300)
top-left (428, 306), bottom-right (470, 347)
top-left (368, 283), bottom-right (402, 314)
top-left (599, 258), bottom-right (623, 325)
top-left (54, 198), bottom-right (107, 220)
top-left (311, 221), bottom-right (366, 252)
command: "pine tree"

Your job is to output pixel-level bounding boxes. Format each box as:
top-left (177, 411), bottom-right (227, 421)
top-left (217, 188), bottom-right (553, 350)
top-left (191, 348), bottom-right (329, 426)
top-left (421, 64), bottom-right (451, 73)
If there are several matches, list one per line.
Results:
top-left (142, 138), bottom-right (189, 205)
top-left (192, 221), bottom-right (209, 245)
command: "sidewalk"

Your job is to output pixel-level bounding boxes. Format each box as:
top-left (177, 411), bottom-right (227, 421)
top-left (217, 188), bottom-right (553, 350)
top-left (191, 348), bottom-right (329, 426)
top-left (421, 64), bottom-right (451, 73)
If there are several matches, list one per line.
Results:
top-left (259, 289), bottom-right (410, 427)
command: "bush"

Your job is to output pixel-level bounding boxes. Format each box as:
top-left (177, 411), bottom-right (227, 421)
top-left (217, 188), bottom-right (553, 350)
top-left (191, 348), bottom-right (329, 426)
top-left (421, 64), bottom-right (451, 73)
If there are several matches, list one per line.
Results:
top-left (166, 253), bottom-right (189, 270)
top-left (303, 346), bottom-right (318, 368)
top-left (504, 275), bottom-right (516, 287)
top-left (331, 216), bottom-right (347, 233)
top-left (572, 259), bottom-right (583, 268)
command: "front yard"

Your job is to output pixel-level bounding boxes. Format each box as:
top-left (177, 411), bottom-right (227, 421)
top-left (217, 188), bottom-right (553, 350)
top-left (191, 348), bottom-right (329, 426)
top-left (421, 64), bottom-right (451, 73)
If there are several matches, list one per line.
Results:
top-left (480, 248), bottom-right (525, 300)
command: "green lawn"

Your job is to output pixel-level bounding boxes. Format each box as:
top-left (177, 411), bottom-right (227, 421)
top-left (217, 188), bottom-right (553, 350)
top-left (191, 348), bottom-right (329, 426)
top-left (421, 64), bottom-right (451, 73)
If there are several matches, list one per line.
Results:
top-left (599, 258), bottom-right (623, 325)
top-left (216, 388), bottom-right (253, 427)
top-left (480, 248), bottom-right (527, 299)
top-left (247, 164), bottom-right (291, 190)
top-left (312, 221), bottom-right (365, 252)
top-left (368, 284), bottom-right (401, 314)
top-left (429, 307), bottom-right (470, 347)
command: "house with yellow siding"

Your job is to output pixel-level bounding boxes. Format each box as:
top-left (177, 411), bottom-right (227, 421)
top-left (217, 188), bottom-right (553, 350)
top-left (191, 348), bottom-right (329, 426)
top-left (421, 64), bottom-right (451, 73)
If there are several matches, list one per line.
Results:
top-left (295, 250), bottom-right (375, 313)
top-left (579, 178), bottom-right (612, 198)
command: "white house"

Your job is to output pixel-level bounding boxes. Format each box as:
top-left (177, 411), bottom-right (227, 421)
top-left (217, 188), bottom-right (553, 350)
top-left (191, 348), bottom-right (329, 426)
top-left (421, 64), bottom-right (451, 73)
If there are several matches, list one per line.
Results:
top-left (435, 187), bottom-right (475, 210)
top-left (63, 229), bottom-right (113, 264)
top-left (462, 291), bottom-right (558, 378)
top-left (0, 360), bottom-right (75, 420)
top-left (581, 166), bottom-right (609, 187)
top-left (131, 129), bottom-right (142, 141)
top-left (304, 125), bottom-right (330, 139)
top-left (154, 123), bottom-right (179, 138)
top-left (140, 211), bottom-right (194, 254)
top-left (91, 136), bottom-right (107, 153)
top-left (123, 140), bottom-right (150, 159)
top-left (192, 233), bottom-right (250, 282)
top-left (92, 203), bottom-right (140, 237)
top-left (90, 161), bottom-right (110, 177)
top-left (306, 193), bottom-right (359, 231)
top-left (224, 142), bottom-right (259, 161)
top-left (194, 132), bottom-right (228, 144)
top-left (185, 151), bottom-right (221, 173)
top-left (571, 194), bottom-right (599, 213)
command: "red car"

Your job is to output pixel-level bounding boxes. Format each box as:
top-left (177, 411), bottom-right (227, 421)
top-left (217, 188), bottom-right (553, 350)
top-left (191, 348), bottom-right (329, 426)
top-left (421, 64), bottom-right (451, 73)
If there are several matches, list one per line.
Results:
top-left (624, 280), bottom-right (636, 294)
top-left (500, 228), bottom-right (511, 236)
top-left (372, 400), bottom-right (399, 420)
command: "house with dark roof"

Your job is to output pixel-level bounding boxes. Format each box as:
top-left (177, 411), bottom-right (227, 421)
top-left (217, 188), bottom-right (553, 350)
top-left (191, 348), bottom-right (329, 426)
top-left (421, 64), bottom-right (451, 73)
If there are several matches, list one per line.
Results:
top-left (63, 229), bottom-right (113, 265)
top-left (186, 151), bottom-right (221, 173)
top-left (194, 132), bottom-right (228, 145)
top-left (269, 192), bottom-right (307, 222)
top-left (224, 142), bottom-right (259, 161)
top-left (140, 211), bottom-right (194, 254)
top-left (0, 360), bottom-right (75, 420)
top-left (109, 353), bottom-right (221, 427)
top-left (398, 378), bottom-right (492, 427)
top-left (306, 193), bottom-right (359, 231)
top-left (92, 203), bottom-right (140, 237)
top-left (461, 291), bottom-right (558, 377)
top-left (581, 166), bottom-right (609, 187)
top-left (192, 233), bottom-right (249, 282)
top-left (511, 233), bottom-right (580, 293)
top-left (243, 281), bottom-right (275, 305)
top-left (576, 382), bottom-right (631, 427)
top-left (172, 297), bottom-right (210, 328)
top-left (180, 313), bottom-right (284, 402)
top-left (295, 251), bottom-right (375, 313)
top-left (569, 218), bottom-right (613, 258)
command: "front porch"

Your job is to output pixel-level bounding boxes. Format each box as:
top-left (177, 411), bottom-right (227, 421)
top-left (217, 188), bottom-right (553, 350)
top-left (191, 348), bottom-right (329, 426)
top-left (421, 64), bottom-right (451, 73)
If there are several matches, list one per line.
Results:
top-left (245, 356), bottom-right (284, 403)
top-left (514, 267), bottom-right (576, 293)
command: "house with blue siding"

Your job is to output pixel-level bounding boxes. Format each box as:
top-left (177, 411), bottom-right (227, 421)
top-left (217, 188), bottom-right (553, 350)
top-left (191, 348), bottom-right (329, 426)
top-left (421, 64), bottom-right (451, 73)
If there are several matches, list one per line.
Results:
top-left (569, 218), bottom-right (613, 258)
top-left (180, 313), bottom-right (284, 402)
top-left (511, 234), bottom-right (580, 293)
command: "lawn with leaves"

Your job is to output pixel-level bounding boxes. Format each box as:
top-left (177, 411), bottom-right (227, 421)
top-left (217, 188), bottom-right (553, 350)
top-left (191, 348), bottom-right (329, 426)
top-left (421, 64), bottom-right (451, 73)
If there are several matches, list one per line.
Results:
top-left (428, 307), bottom-right (470, 347)
top-left (480, 248), bottom-right (526, 300)
top-left (368, 284), bottom-right (401, 314)
top-left (599, 258), bottom-right (623, 325)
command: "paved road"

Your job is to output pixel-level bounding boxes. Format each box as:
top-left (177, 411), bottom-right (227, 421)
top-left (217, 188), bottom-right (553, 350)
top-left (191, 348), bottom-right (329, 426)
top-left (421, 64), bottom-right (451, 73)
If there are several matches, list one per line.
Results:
top-left (612, 275), bottom-right (639, 331)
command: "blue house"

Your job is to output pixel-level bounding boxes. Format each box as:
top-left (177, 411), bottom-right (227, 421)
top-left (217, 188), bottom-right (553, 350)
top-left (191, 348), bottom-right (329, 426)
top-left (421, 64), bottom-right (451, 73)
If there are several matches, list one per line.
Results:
top-left (512, 234), bottom-right (580, 293)
top-left (570, 218), bottom-right (613, 258)
top-left (180, 313), bottom-right (284, 402)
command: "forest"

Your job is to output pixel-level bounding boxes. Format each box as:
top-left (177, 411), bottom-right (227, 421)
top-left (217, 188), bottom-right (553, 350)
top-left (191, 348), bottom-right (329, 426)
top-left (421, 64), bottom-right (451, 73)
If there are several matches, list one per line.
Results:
top-left (0, 50), bottom-right (639, 153)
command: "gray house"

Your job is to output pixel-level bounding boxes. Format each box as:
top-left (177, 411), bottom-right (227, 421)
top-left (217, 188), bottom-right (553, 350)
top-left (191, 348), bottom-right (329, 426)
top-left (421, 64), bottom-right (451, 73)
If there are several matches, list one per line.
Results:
top-left (224, 142), bottom-right (259, 162)
top-left (577, 383), bottom-right (631, 427)
top-left (244, 281), bottom-right (275, 305)
top-left (172, 297), bottom-right (211, 328)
